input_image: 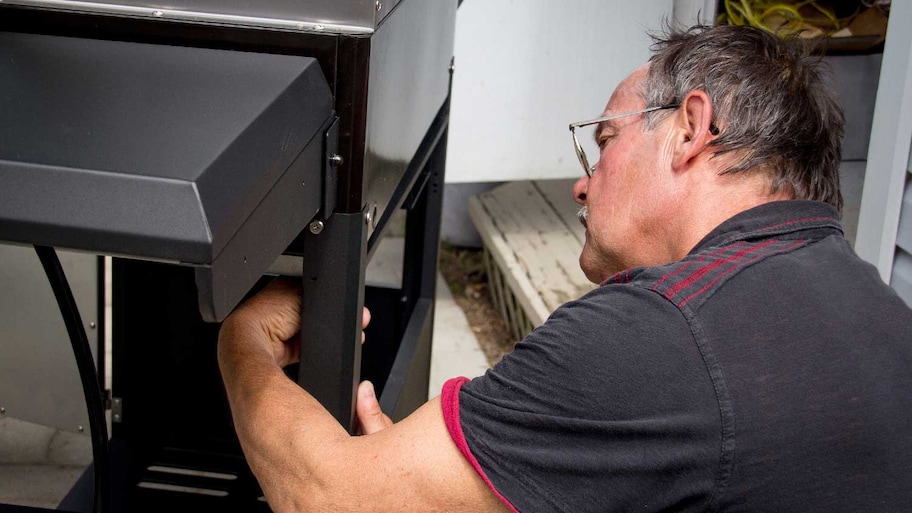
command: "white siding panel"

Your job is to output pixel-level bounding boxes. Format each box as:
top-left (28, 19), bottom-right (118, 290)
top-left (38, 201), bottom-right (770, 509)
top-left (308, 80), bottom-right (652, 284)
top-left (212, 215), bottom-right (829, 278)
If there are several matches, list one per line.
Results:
top-left (445, 0), bottom-right (676, 183)
top-left (891, 168), bottom-right (912, 306)
top-left (891, 249), bottom-right (912, 307)
top-left (895, 179), bottom-right (912, 254)
top-left (855, 0), bottom-right (912, 282)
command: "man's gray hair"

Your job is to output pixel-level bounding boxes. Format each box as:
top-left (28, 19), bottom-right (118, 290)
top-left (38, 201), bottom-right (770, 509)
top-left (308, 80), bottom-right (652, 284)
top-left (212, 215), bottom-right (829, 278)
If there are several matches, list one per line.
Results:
top-left (643, 25), bottom-right (844, 211)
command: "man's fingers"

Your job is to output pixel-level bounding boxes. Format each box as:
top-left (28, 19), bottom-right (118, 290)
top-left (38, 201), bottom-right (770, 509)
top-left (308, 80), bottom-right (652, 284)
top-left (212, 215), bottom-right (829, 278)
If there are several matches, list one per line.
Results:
top-left (356, 381), bottom-right (393, 435)
top-left (238, 279), bottom-right (303, 341)
top-left (223, 278), bottom-right (304, 367)
top-left (361, 306), bottom-right (371, 344)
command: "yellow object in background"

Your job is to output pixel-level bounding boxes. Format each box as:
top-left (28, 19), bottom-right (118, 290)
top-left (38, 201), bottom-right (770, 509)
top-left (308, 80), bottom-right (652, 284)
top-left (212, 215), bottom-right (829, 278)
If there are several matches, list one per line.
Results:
top-left (718, 0), bottom-right (854, 38)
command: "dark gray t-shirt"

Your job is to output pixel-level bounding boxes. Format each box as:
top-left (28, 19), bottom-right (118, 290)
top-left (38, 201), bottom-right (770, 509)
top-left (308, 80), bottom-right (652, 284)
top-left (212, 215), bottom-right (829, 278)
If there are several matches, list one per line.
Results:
top-left (442, 201), bottom-right (912, 513)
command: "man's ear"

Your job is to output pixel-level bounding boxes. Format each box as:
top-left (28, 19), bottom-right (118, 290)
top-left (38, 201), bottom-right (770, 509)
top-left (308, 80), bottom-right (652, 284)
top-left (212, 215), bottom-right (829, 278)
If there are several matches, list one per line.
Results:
top-left (671, 90), bottom-right (716, 172)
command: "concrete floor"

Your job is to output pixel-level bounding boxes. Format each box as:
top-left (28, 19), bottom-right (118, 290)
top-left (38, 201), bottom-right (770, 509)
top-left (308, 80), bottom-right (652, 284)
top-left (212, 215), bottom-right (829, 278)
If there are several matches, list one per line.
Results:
top-left (0, 237), bottom-right (488, 509)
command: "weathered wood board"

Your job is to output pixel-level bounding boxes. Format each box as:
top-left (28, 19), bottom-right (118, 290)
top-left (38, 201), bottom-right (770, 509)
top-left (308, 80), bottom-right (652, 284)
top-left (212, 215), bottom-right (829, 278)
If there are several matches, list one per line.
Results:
top-left (469, 179), bottom-right (596, 333)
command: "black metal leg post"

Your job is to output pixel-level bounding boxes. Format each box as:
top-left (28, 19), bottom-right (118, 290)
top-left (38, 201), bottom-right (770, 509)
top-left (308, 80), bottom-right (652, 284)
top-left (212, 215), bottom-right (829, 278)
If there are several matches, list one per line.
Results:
top-left (298, 210), bottom-right (368, 433)
top-left (379, 125), bottom-right (448, 420)
top-left (402, 126), bottom-right (448, 315)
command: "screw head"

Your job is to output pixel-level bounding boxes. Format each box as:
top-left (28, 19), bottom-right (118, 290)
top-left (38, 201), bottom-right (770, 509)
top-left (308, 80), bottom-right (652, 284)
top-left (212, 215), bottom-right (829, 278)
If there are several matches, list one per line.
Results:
top-left (309, 220), bottom-right (325, 235)
top-left (89, 322), bottom-right (97, 329)
top-left (329, 154), bottom-right (344, 167)
top-left (0, 407), bottom-right (6, 414)
top-left (376, 1), bottom-right (382, 11)
top-left (151, 10), bottom-right (164, 17)
top-left (78, 426), bottom-right (85, 432)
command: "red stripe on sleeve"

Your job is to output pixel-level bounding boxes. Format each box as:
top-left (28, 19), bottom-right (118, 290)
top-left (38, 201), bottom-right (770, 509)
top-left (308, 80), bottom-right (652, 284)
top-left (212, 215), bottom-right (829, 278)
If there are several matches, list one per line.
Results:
top-left (441, 377), bottom-right (519, 513)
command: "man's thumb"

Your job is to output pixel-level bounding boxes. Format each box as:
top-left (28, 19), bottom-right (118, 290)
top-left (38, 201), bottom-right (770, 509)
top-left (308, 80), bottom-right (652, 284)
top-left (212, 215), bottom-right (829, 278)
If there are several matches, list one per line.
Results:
top-left (356, 381), bottom-right (393, 435)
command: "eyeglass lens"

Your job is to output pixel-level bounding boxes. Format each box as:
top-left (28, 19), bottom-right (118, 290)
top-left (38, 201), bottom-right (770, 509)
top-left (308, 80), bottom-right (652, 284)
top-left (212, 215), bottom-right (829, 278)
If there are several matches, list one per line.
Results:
top-left (572, 126), bottom-right (595, 177)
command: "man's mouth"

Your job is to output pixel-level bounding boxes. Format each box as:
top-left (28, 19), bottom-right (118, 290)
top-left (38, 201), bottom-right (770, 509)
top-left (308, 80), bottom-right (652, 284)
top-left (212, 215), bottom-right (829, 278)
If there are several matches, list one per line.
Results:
top-left (577, 206), bottom-right (588, 228)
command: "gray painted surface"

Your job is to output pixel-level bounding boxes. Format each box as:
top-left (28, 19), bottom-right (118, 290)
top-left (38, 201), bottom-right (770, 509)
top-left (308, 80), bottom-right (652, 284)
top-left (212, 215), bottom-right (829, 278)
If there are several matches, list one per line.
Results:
top-left (856, 0), bottom-right (912, 292)
top-left (826, 54), bottom-right (883, 161)
top-left (840, 160), bottom-right (867, 246)
top-left (891, 174), bottom-right (912, 306)
top-left (0, 245), bottom-right (98, 433)
top-left (895, 179), bottom-right (912, 254)
top-left (441, 182), bottom-right (503, 248)
top-left (849, 0), bottom-right (912, 305)
top-left (892, 249), bottom-right (912, 307)
top-left (444, 0), bottom-right (676, 183)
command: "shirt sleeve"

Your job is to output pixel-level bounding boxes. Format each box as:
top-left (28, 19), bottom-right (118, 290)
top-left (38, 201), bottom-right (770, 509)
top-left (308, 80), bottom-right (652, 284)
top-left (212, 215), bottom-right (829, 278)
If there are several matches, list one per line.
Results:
top-left (441, 376), bottom-right (519, 512)
top-left (440, 284), bottom-right (722, 513)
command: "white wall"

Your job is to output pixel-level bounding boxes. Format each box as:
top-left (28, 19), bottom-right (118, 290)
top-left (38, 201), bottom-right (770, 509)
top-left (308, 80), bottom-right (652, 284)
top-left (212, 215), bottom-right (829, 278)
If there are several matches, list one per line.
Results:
top-left (445, 0), bottom-right (713, 183)
top-left (855, 0), bottom-right (912, 286)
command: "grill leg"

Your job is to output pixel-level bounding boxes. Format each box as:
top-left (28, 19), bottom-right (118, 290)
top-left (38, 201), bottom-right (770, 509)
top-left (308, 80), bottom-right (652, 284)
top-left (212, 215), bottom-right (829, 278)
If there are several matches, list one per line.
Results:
top-left (298, 210), bottom-right (368, 433)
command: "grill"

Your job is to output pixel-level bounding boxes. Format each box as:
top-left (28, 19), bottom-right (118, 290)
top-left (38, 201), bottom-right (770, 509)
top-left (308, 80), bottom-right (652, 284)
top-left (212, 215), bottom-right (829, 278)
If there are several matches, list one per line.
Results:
top-left (0, 1), bottom-right (455, 510)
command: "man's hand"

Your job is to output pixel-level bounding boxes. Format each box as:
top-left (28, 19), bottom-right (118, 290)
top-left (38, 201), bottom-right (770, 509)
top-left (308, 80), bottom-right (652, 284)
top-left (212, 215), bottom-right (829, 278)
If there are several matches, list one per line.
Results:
top-left (221, 279), bottom-right (303, 367)
top-left (218, 279), bottom-right (510, 512)
top-left (223, 278), bottom-right (392, 434)
top-left (222, 278), bottom-right (372, 367)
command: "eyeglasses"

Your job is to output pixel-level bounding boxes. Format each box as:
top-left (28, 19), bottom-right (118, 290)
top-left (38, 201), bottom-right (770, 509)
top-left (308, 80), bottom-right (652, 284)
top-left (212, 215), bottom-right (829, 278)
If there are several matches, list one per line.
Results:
top-left (569, 104), bottom-right (679, 177)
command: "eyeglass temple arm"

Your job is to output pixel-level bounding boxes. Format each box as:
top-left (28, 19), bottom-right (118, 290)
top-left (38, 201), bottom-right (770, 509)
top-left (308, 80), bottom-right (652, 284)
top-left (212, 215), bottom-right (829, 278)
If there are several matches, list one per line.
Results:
top-left (568, 103), bottom-right (680, 130)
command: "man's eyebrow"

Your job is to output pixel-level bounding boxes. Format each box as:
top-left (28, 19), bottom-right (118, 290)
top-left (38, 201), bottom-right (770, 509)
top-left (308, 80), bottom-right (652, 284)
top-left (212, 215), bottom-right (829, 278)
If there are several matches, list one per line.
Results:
top-left (592, 119), bottom-right (616, 143)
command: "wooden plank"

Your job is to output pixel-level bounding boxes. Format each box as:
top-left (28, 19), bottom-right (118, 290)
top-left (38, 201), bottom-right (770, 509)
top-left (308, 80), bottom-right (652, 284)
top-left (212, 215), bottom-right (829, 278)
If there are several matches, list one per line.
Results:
top-left (533, 179), bottom-right (586, 246)
top-left (470, 181), bottom-right (595, 324)
top-left (484, 248), bottom-right (510, 327)
top-left (470, 194), bottom-right (551, 326)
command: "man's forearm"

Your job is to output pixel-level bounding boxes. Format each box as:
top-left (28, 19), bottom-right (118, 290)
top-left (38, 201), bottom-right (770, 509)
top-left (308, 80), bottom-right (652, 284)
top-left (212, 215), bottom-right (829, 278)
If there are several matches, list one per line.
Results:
top-left (216, 281), bottom-right (511, 513)
top-left (218, 318), bottom-right (350, 511)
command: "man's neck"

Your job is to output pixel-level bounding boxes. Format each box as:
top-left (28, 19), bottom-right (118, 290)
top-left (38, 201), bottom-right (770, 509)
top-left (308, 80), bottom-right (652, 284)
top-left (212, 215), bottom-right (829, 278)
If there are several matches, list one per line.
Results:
top-left (672, 176), bottom-right (791, 260)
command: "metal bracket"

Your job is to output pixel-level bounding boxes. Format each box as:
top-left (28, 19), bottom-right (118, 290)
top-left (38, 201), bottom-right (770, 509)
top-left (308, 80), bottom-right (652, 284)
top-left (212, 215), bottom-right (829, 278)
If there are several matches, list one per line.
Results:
top-left (321, 116), bottom-right (341, 221)
top-left (112, 397), bottom-right (123, 423)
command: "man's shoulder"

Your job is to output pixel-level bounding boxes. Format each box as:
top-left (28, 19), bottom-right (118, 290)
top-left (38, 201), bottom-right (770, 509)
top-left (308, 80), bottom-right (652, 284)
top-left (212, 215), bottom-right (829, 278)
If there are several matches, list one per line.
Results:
top-left (537, 275), bottom-right (695, 355)
top-left (561, 272), bottom-right (687, 326)
top-left (601, 237), bottom-right (816, 313)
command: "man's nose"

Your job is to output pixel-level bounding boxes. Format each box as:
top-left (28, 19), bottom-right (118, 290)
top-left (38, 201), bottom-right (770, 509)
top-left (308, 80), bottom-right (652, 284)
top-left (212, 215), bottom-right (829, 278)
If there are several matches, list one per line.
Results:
top-left (572, 175), bottom-right (588, 205)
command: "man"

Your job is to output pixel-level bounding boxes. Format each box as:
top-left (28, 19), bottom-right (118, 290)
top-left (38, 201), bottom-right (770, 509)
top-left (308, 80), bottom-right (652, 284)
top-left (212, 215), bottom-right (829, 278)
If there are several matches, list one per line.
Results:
top-left (218, 25), bottom-right (912, 512)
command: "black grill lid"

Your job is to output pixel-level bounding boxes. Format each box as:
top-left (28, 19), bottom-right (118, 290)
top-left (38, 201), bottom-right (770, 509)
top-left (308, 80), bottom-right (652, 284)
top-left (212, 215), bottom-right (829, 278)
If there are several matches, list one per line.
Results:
top-left (0, 31), bottom-right (334, 320)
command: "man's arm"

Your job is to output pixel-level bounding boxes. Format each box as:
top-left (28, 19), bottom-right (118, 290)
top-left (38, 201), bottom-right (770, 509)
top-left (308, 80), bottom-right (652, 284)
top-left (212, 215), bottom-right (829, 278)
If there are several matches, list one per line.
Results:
top-left (217, 280), bottom-right (509, 512)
